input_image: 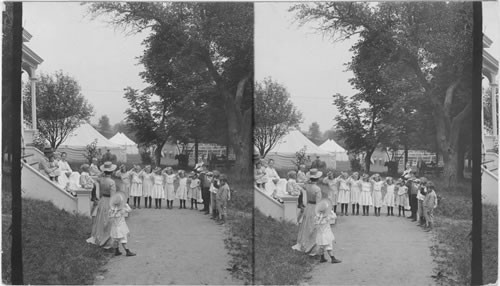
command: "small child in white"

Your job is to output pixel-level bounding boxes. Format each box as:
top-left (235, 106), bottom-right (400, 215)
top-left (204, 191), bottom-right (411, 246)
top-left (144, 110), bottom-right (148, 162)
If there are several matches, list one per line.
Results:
top-left (314, 199), bottom-right (341, 264)
top-left (109, 192), bottom-right (136, 257)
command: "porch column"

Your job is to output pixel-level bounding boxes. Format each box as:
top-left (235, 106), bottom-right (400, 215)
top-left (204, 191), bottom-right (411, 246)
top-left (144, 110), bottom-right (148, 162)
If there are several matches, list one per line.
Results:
top-left (30, 76), bottom-right (37, 130)
top-left (491, 81), bottom-right (498, 138)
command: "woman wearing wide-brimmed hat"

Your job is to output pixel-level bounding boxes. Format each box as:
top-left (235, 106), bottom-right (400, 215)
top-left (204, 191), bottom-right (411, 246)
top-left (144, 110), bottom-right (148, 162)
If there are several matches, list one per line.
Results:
top-left (292, 168), bottom-right (323, 256)
top-left (86, 161), bottom-right (117, 249)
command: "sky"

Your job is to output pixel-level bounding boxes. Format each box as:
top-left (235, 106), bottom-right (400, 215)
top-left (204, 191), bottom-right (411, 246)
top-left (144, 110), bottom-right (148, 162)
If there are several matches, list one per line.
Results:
top-left (23, 2), bottom-right (500, 131)
top-left (23, 2), bottom-right (149, 126)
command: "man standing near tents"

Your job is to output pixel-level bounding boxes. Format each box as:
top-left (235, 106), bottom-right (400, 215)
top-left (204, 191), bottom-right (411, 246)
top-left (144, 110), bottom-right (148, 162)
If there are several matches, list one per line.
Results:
top-left (311, 155), bottom-right (326, 173)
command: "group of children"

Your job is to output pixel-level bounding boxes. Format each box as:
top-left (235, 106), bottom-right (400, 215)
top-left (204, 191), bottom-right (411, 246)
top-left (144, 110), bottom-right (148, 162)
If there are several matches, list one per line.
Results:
top-left (284, 169), bottom-right (438, 231)
top-left (93, 164), bottom-right (233, 224)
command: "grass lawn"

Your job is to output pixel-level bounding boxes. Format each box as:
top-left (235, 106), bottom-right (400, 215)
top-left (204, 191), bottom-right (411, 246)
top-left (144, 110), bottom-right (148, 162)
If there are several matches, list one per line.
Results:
top-left (254, 210), bottom-right (316, 285)
top-left (430, 177), bottom-right (497, 285)
top-left (2, 175), bottom-right (110, 284)
top-left (223, 173), bottom-right (254, 284)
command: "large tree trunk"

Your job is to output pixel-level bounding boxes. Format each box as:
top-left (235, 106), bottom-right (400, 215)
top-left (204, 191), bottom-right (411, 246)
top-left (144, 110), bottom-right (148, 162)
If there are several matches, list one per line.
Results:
top-left (432, 82), bottom-right (471, 188)
top-left (364, 149), bottom-right (374, 173)
top-left (154, 141), bottom-right (166, 167)
top-left (404, 144), bottom-right (409, 169)
top-left (194, 137), bottom-right (199, 164)
top-left (222, 77), bottom-right (252, 181)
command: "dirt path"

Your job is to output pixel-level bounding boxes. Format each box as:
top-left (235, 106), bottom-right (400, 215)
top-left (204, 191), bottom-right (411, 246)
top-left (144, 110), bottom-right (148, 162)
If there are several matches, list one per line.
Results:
top-left (95, 200), bottom-right (240, 285)
top-left (303, 209), bottom-right (436, 286)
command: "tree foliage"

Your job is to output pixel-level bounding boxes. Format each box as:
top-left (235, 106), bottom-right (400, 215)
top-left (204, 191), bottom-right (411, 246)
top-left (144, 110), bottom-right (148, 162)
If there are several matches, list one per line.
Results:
top-left (254, 77), bottom-right (302, 157)
top-left (95, 115), bottom-right (113, 139)
top-left (292, 2), bottom-right (473, 183)
top-left (23, 71), bottom-right (94, 150)
top-left (306, 122), bottom-right (322, 145)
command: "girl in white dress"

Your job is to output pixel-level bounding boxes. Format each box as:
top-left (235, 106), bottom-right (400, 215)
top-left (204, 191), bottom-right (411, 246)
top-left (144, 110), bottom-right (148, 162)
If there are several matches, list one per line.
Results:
top-left (142, 165), bottom-right (154, 209)
top-left (322, 172), bottom-right (338, 214)
top-left (383, 177), bottom-right (396, 216)
top-left (359, 174), bottom-right (373, 216)
top-left (163, 167), bottom-right (177, 209)
top-left (115, 164), bottom-right (131, 203)
top-left (348, 172), bottom-right (362, 215)
top-left (314, 199), bottom-right (341, 264)
top-left (189, 172), bottom-right (202, 210)
top-left (129, 165), bottom-right (143, 209)
top-left (396, 179), bottom-right (409, 217)
top-left (371, 174), bottom-right (384, 216)
top-left (176, 170), bottom-right (188, 209)
top-left (109, 192), bottom-right (136, 257)
top-left (152, 167), bottom-right (165, 209)
top-left (337, 172), bottom-right (350, 216)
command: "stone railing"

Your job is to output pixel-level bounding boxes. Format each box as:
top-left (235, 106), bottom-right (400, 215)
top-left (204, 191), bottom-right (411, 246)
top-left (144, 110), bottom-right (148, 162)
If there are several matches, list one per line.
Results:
top-left (254, 185), bottom-right (299, 222)
top-left (21, 161), bottom-right (92, 216)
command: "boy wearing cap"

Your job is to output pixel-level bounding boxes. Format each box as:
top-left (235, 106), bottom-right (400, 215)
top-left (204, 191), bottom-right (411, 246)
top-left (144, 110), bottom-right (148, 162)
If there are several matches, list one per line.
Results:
top-left (416, 177), bottom-right (428, 226)
top-left (217, 174), bottom-right (230, 224)
top-left (423, 181), bottom-right (438, 231)
top-left (200, 168), bottom-right (213, 214)
top-left (210, 170), bottom-right (221, 220)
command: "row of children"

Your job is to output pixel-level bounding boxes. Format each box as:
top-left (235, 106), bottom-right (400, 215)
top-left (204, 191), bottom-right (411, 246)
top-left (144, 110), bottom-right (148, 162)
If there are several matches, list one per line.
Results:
top-left (285, 169), bottom-right (438, 230)
top-left (89, 164), bottom-right (233, 224)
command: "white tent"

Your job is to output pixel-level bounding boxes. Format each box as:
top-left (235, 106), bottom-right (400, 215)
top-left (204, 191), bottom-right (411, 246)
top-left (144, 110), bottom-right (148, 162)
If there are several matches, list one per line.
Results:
top-left (263, 130), bottom-right (335, 169)
top-left (319, 139), bottom-right (349, 161)
top-left (109, 132), bottom-right (139, 154)
top-left (57, 122), bottom-right (126, 163)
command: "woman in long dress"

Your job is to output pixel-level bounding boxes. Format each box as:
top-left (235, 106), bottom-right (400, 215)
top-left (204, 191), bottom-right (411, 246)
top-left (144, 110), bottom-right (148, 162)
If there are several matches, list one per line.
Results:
top-left (86, 161), bottom-right (117, 249)
top-left (292, 168), bottom-right (323, 256)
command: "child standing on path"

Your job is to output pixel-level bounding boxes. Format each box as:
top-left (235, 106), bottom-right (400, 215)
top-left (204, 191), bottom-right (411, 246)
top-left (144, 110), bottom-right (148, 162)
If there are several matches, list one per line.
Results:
top-left (314, 199), bottom-right (342, 264)
top-left (423, 181), bottom-right (438, 231)
top-left (109, 192), bottom-right (136, 257)
top-left (189, 172), bottom-right (202, 210)
top-left (176, 170), bottom-right (188, 209)
top-left (216, 174), bottom-right (231, 224)
top-left (348, 172), bottom-right (362, 216)
top-left (383, 177), bottom-right (396, 216)
top-left (371, 174), bottom-right (384, 216)
top-left (322, 172), bottom-right (338, 214)
top-left (163, 167), bottom-right (176, 209)
top-left (337, 172), bottom-right (350, 216)
top-left (129, 165), bottom-right (143, 209)
top-left (210, 170), bottom-right (221, 220)
top-left (396, 179), bottom-right (409, 217)
top-left (359, 174), bottom-right (373, 216)
top-left (152, 167), bottom-right (165, 209)
top-left (417, 177), bottom-right (428, 226)
top-left (142, 165), bottom-right (154, 209)
top-left (115, 165), bottom-right (131, 204)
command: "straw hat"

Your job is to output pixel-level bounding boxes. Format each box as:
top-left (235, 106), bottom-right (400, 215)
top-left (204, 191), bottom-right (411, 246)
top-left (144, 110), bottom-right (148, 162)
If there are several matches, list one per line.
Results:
top-left (100, 161), bottom-right (117, 172)
top-left (213, 170), bottom-right (221, 177)
top-left (80, 164), bottom-right (90, 173)
top-left (308, 168), bottom-right (323, 179)
top-left (315, 199), bottom-right (333, 215)
top-left (207, 171), bottom-right (214, 176)
top-left (109, 192), bottom-right (125, 210)
top-left (153, 167), bottom-right (161, 173)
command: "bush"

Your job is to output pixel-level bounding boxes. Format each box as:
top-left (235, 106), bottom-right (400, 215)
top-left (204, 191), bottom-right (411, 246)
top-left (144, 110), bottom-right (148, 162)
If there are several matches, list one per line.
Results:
top-left (140, 151), bottom-right (152, 165)
top-left (350, 158), bottom-right (362, 172)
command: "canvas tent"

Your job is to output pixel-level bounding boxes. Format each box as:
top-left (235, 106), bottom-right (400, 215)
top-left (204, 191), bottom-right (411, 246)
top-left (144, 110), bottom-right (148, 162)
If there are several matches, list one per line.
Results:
top-left (263, 130), bottom-right (335, 169)
top-left (57, 122), bottom-right (126, 163)
top-left (109, 132), bottom-right (139, 154)
top-left (319, 139), bottom-right (349, 161)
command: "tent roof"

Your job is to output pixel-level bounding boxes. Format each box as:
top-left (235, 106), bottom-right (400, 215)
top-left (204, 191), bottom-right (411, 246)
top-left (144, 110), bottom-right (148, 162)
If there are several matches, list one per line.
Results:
top-left (267, 130), bottom-right (330, 155)
top-left (59, 122), bottom-right (123, 148)
top-left (319, 139), bottom-right (347, 153)
top-left (109, 132), bottom-right (137, 146)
